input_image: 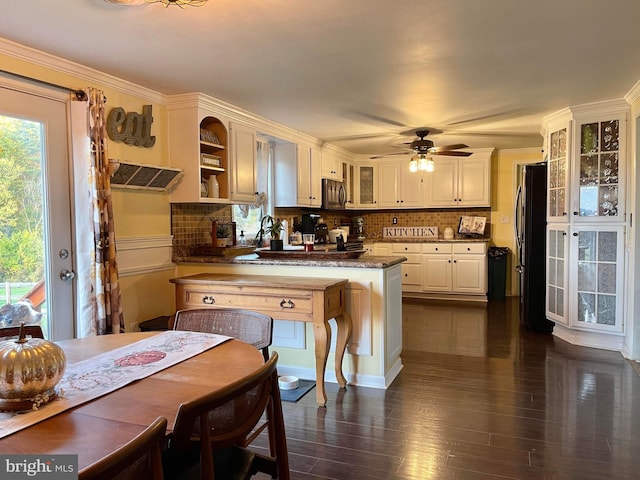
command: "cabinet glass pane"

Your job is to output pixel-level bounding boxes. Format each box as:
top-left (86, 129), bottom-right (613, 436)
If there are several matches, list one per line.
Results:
top-left (600, 120), bottom-right (619, 151)
top-left (548, 258), bottom-right (557, 285)
top-left (598, 264), bottom-right (616, 294)
top-left (578, 231), bottom-right (597, 261)
top-left (359, 166), bottom-right (374, 204)
top-left (557, 288), bottom-right (564, 314)
top-left (597, 295), bottom-right (616, 325)
top-left (578, 262), bottom-right (596, 291)
top-left (557, 259), bottom-right (564, 287)
top-left (578, 120), bottom-right (620, 217)
top-left (548, 286), bottom-right (556, 313)
top-left (548, 230), bottom-right (557, 256)
top-left (598, 231), bottom-right (617, 262)
top-left (578, 292), bottom-right (596, 323)
top-left (548, 127), bottom-right (567, 218)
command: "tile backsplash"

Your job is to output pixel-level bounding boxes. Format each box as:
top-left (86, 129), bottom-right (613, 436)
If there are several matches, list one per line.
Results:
top-left (170, 204), bottom-right (491, 254)
top-left (275, 207), bottom-right (491, 241)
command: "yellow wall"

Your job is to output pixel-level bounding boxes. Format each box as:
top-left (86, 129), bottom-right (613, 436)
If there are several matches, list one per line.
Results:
top-left (1, 51), bottom-right (175, 332)
top-left (490, 147), bottom-right (543, 296)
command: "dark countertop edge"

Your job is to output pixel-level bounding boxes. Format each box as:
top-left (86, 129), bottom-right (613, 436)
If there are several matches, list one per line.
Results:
top-left (173, 254), bottom-right (407, 269)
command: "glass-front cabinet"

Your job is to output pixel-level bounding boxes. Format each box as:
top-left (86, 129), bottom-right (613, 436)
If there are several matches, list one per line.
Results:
top-left (572, 114), bottom-right (625, 221)
top-left (543, 100), bottom-right (628, 345)
top-left (546, 225), bottom-right (568, 326)
top-left (547, 122), bottom-right (570, 222)
top-left (356, 163), bottom-right (377, 208)
top-left (569, 225), bottom-right (625, 333)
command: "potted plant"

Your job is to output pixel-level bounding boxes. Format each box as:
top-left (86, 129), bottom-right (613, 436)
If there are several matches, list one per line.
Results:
top-left (256, 215), bottom-right (284, 251)
top-left (216, 223), bottom-right (231, 247)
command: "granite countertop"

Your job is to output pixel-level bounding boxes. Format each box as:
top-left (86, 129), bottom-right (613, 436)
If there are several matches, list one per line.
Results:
top-left (173, 253), bottom-right (406, 269)
top-left (363, 237), bottom-right (490, 244)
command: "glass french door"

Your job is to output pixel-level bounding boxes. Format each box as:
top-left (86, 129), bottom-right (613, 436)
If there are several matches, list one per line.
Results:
top-left (0, 84), bottom-right (75, 340)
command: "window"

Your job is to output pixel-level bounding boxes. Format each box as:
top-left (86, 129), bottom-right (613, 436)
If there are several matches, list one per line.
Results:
top-left (232, 138), bottom-right (273, 244)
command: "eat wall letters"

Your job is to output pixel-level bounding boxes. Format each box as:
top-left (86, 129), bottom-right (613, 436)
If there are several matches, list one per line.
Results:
top-left (106, 105), bottom-right (156, 148)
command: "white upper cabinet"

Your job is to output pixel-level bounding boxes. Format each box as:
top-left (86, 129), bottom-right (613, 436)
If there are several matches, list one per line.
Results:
top-left (167, 102), bottom-right (230, 203)
top-left (355, 163), bottom-right (378, 208)
top-left (229, 121), bottom-right (258, 203)
top-left (321, 150), bottom-right (342, 181)
top-left (571, 111), bottom-right (626, 222)
top-left (274, 141), bottom-right (322, 207)
top-left (425, 149), bottom-right (493, 208)
top-left (378, 160), bottom-right (424, 208)
top-left (544, 113), bottom-right (572, 222)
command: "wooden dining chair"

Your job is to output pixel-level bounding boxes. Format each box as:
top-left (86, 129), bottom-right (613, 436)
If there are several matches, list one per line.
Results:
top-left (163, 352), bottom-right (290, 480)
top-left (172, 308), bottom-right (273, 360)
top-left (172, 307), bottom-right (275, 455)
top-left (79, 416), bottom-right (168, 480)
top-left (0, 324), bottom-right (44, 340)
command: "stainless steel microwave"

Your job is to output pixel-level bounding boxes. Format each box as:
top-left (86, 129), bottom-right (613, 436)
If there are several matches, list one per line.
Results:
top-left (321, 178), bottom-right (346, 210)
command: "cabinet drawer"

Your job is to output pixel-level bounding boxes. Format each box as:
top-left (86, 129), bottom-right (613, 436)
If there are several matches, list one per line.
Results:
top-left (422, 243), bottom-right (452, 254)
top-left (453, 243), bottom-right (486, 254)
top-left (402, 253), bottom-right (422, 264)
top-left (181, 287), bottom-right (313, 314)
top-left (392, 243), bottom-right (422, 254)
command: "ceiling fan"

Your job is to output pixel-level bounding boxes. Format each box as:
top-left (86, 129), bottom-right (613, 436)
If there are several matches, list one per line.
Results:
top-left (369, 129), bottom-right (472, 160)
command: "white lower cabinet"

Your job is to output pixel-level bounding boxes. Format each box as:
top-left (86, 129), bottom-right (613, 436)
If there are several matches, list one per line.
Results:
top-left (422, 243), bottom-right (487, 296)
top-left (392, 243), bottom-right (422, 293)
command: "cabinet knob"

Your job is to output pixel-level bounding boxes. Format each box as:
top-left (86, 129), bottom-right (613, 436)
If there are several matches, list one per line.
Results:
top-left (202, 296), bottom-right (215, 305)
top-left (467, 247), bottom-right (471, 251)
top-left (453, 260), bottom-right (457, 263)
top-left (448, 259), bottom-right (451, 263)
top-left (280, 299), bottom-right (295, 309)
top-left (563, 212), bottom-right (567, 216)
top-left (435, 247), bottom-right (438, 251)
top-left (572, 232), bottom-right (578, 237)
top-left (573, 211), bottom-right (579, 216)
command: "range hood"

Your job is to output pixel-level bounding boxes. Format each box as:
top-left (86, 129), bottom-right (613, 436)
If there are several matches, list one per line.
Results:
top-left (109, 159), bottom-right (183, 192)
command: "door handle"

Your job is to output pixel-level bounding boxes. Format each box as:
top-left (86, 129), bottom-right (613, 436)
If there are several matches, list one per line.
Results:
top-left (59, 269), bottom-right (75, 281)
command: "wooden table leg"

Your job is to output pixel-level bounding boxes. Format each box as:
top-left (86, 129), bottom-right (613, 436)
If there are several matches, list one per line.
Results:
top-left (333, 312), bottom-right (352, 388)
top-left (313, 321), bottom-right (331, 407)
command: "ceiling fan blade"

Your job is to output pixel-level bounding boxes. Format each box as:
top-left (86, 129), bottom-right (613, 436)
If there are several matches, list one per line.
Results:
top-left (430, 143), bottom-right (469, 152)
top-left (369, 152), bottom-right (411, 159)
top-left (431, 150), bottom-right (472, 157)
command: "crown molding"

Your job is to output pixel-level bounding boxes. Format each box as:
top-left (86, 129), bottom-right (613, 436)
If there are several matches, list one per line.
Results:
top-left (625, 79), bottom-right (640, 105)
top-left (0, 37), bottom-right (164, 104)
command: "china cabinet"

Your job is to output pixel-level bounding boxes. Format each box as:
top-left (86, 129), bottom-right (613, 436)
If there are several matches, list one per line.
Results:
top-left (543, 100), bottom-right (629, 347)
top-left (545, 115), bottom-right (571, 221)
top-left (568, 225), bottom-right (625, 333)
top-left (424, 149), bottom-right (493, 208)
top-left (546, 225), bottom-right (569, 325)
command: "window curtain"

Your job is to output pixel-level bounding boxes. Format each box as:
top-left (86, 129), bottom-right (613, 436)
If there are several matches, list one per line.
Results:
top-left (74, 87), bottom-right (124, 336)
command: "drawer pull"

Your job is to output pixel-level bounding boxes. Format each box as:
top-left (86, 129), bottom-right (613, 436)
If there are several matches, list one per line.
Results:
top-left (202, 296), bottom-right (215, 305)
top-left (280, 299), bottom-right (295, 309)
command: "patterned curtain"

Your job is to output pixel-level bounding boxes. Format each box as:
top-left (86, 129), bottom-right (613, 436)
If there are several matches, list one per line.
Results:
top-left (81, 87), bottom-right (124, 335)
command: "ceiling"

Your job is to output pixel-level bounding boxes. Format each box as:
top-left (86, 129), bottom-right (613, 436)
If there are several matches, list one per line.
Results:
top-left (3, 0), bottom-right (640, 156)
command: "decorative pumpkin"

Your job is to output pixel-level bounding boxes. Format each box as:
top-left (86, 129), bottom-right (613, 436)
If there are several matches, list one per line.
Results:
top-left (0, 323), bottom-right (66, 411)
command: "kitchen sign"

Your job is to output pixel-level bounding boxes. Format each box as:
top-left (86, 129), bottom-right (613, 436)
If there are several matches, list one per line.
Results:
top-left (383, 226), bottom-right (438, 239)
top-left (106, 105), bottom-right (156, 147)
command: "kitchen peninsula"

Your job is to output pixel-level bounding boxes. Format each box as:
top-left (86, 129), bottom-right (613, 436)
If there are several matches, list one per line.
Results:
top-left (172, 251), bottom-right (406, 394)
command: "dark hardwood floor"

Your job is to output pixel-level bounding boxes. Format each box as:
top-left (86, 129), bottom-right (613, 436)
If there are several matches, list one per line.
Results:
top-left (260, 297), bottom-right (640, 479)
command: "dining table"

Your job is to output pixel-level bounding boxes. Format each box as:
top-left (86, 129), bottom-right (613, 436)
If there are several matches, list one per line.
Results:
top-left (0, 331), bottom-right (265, 471)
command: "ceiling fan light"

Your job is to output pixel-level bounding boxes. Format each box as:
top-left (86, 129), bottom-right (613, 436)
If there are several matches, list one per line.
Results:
top-left (409, 158), bottom-right (418, 172)
top-left (425, 157), bottom-right (435, 172)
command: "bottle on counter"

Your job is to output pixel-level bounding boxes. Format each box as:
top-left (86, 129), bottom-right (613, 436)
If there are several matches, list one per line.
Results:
top-left (238, 230), bottom-right (247, 246)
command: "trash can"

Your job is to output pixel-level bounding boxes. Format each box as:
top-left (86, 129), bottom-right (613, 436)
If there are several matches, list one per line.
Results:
top-left (487, 247), bottom-right (510, 301)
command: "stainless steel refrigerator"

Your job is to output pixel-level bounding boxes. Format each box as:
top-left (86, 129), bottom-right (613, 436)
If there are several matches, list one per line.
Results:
top-left (514, 162), bottom-right (554, 332)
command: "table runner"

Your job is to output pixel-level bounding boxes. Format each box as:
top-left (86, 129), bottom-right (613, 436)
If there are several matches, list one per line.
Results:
top-left (0, 330), bottom-right (230, 439)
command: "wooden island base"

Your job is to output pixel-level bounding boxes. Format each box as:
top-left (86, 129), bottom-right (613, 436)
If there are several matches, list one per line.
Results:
top-left (170, 273), bottom-right (352, 406)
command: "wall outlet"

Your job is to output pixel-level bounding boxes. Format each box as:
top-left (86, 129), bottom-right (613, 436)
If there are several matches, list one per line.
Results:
top-left (392, 217), bottom-right (398, 224)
